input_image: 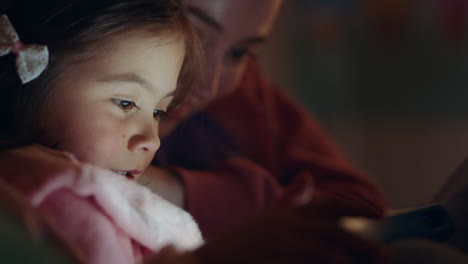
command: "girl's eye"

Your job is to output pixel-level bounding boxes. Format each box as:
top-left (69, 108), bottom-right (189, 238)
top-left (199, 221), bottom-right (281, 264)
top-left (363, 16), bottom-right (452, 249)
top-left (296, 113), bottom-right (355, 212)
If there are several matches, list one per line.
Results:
top-left (153, 109), bottom-right (167, 121)
top-left (114, 99), bottom-right (138, 111)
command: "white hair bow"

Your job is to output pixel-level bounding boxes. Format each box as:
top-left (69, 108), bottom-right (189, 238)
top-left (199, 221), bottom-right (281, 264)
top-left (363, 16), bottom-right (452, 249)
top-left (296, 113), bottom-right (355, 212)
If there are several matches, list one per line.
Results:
top-left (0, 15), bottom-right (49, 84)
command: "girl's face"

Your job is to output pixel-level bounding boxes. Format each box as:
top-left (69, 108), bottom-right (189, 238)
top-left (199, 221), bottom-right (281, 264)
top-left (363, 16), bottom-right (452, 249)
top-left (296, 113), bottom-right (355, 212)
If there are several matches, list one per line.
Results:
top-left (39, 32), bottom-right (185, 180)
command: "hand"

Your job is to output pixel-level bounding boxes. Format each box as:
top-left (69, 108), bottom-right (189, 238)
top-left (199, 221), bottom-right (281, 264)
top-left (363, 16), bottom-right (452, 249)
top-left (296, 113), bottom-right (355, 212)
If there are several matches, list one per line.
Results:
top-left (0, 145), bottom-right (83, 263)
top-left (0, 144), bottom-right (80, 195)
top-left (280, 172), bottom-right (387, 220)
top-left (192, 199), bottom-right (388, 264)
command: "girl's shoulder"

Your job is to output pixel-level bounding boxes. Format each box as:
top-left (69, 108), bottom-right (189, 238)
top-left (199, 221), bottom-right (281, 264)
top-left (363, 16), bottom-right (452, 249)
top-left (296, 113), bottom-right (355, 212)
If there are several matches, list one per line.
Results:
top-left (0, 144), bottom-right (81, 196)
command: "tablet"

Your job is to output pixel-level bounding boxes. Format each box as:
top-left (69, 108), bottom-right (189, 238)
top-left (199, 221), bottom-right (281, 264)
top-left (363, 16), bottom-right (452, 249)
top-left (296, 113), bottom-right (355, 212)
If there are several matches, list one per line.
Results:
top-left (342, 204), bottom-right (455, 244)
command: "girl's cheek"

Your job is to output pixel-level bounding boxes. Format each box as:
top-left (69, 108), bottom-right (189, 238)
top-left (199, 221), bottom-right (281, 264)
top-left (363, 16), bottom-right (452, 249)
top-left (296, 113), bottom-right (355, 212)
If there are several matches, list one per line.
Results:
top-left (74, 117), bottom-right (124, 165)
top-left (99, 120), bottom-right (127, 153)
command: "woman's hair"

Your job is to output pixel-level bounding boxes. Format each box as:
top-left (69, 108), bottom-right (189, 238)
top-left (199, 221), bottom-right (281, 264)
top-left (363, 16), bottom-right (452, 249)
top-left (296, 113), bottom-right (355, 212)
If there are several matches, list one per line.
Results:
top-left (0, 0), bottom-right (200, 146)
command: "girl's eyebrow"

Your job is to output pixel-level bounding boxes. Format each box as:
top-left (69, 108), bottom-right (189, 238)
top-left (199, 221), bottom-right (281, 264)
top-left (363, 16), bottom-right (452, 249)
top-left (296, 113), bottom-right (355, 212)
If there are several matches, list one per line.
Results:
top-left (99, 73), bottom-right (175, 99)
top-left (99, 73), bottom-right (153, 91)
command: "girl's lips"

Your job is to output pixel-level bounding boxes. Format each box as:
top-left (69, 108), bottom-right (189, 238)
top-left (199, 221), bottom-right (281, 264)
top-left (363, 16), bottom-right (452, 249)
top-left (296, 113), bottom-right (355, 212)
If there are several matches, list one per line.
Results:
top-left (126, 170), bottom-right (142, 175)
top-left (111, 169), bottom-right (142, 180)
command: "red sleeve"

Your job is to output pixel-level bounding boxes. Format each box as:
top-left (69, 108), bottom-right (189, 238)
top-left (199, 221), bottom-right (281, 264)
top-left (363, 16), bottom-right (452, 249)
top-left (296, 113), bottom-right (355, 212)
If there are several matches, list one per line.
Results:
top-left (169, 59), bottom-right (388, 237)
top-left (207, 59), bottom-right (389, 216)
top-left (171, 157), bottom-right (282, 236)
top-left (272, 86), bottom-right (389, 215)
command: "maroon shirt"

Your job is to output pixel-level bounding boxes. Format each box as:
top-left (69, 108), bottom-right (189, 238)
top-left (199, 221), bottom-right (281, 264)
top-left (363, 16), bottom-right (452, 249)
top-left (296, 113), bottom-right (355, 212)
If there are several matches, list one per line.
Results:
top-left (156, 59), bottom-right (388, 237)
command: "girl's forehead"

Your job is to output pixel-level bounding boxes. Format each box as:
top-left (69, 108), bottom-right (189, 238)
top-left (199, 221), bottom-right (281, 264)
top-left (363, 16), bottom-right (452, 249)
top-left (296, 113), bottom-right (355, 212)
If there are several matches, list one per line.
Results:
top-left (70, 30), bottom-right (184, 68)
top-left (57, 32), bottom-right (185, 97)
top-left (91, 29), bottom-right (184, 52)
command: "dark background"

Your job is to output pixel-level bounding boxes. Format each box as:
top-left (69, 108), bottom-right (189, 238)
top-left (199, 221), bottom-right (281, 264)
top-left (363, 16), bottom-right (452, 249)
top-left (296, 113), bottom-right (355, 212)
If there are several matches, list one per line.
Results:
top-left (258, 0), bottom-right (468, 208)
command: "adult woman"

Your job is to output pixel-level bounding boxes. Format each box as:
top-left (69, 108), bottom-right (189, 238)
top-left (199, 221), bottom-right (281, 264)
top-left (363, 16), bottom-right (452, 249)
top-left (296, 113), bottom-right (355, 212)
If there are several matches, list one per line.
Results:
top-left (139, 1), bottom-right (389, 263)
top-left (141, 0), bottom-right (388, 234)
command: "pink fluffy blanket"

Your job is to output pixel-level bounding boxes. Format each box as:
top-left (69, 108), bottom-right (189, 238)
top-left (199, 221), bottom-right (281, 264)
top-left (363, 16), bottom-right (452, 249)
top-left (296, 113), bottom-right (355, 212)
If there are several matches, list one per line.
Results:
top-left (0, 145), bottom-right (203, 263)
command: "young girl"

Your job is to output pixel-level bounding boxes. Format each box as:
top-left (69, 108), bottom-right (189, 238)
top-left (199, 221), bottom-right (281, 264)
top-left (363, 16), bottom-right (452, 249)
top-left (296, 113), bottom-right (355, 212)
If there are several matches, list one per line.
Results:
top-left (0, 0), bottom-right (203, 263)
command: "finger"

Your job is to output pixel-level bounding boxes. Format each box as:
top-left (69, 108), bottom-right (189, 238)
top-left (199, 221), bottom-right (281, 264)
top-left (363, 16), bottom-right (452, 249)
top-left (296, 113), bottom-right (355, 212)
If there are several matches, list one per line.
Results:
top-left (278, 173), bottom-right (314, 207)
top-left (309, 223), bottom-right (389, 263)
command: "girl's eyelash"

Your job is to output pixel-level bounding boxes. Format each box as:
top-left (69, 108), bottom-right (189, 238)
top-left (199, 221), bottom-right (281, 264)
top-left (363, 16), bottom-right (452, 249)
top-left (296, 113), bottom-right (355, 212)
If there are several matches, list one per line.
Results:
top-left (113, 99), bottom-right (166, 121)
top-left (113, 99), bottom-right (139, 111)
top-left (153, 109), bottom-right (167, 121)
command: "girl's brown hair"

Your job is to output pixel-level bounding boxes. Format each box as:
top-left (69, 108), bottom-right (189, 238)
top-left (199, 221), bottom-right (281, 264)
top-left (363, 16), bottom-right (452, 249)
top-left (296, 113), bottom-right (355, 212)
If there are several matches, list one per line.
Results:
top-left (0, 0), bottom-right (200, 147)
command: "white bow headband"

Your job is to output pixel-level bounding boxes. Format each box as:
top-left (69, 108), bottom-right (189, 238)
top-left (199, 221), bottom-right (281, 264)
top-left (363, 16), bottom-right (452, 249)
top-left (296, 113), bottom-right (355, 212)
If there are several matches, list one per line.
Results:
top-left (0, 15), bottom-right (49, 84)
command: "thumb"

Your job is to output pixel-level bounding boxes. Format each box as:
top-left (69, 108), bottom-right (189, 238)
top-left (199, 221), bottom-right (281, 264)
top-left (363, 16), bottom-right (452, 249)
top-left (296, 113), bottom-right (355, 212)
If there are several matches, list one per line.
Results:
top-left (277, 173), bottom-right (314, 207)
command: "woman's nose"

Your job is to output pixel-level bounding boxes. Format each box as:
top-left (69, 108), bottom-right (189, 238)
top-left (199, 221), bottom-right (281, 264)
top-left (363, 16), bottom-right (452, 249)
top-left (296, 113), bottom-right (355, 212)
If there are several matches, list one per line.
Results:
top-left (197, 51), bottom-right (223, 104)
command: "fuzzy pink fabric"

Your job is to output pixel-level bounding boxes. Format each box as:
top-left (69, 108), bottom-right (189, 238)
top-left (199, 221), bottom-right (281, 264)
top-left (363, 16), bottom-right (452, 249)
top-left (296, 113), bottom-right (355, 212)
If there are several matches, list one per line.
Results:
top-left (1, 146), bottom-right (203, 264)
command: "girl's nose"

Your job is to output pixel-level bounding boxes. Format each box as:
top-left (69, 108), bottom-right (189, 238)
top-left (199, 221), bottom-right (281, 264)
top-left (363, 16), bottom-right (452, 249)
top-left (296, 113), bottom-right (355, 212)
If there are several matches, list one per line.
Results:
top-left (127, 124), bottom-right (160, 154)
